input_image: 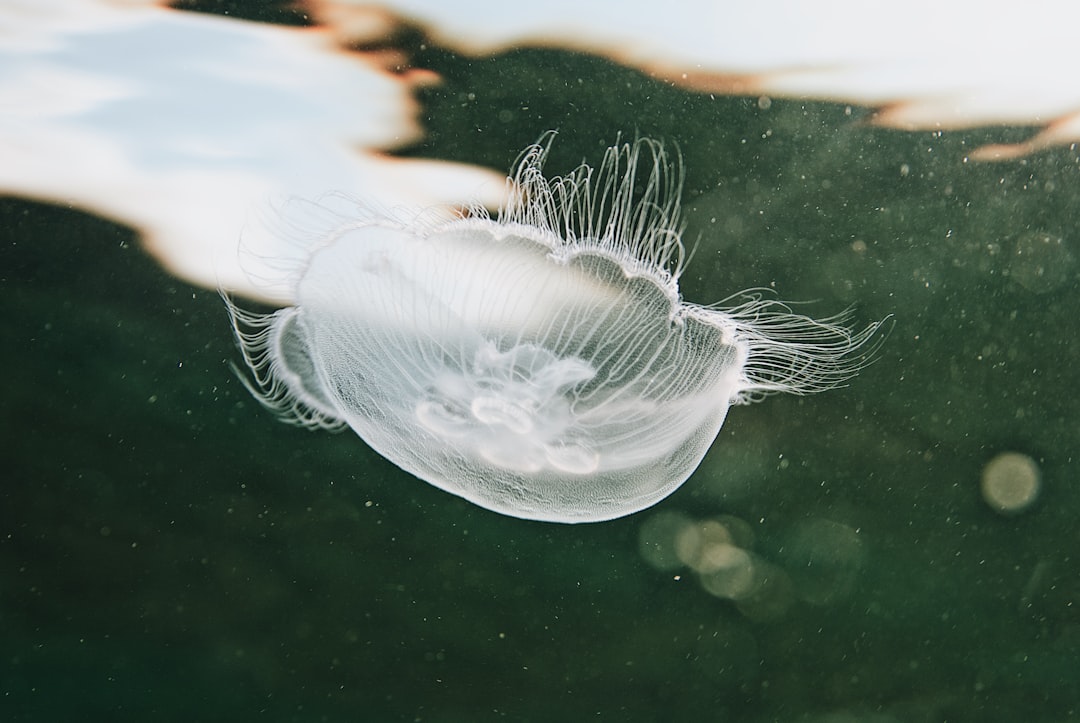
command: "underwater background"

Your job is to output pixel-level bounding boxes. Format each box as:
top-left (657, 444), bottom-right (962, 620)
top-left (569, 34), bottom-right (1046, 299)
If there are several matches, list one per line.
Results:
top-left (2, 3), bottom-right (1079, 721)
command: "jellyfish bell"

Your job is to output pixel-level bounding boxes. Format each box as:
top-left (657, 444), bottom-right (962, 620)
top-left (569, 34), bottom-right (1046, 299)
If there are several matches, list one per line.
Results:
top-left (226, 137), bottom-right (885, 523)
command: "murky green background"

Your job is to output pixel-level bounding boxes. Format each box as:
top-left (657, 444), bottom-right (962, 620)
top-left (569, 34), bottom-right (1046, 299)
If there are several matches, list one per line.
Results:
top-left (2, 4), bottom-right (1079, 721)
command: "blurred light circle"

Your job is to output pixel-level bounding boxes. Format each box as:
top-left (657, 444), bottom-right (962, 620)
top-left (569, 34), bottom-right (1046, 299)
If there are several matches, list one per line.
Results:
top-left (698, 545), bottom-right (757, 600)
top-left (981, 452), bottom-right (1041, 514)
top-left (638, 510), bottom-right (693, 571)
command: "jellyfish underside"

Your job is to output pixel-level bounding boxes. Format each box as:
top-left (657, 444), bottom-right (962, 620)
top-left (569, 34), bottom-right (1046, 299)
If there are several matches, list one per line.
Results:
top-left (228, 139), bottom-right (884, 523)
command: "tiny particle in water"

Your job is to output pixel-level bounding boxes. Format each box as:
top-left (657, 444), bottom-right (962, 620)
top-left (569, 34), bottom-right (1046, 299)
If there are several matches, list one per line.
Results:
top-left (1007, 231), bottom-right (1073, 294)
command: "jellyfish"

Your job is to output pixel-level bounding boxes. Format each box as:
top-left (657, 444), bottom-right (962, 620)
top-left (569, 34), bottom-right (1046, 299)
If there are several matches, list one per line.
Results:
top-left (226, 137), bottom-right (885, 523)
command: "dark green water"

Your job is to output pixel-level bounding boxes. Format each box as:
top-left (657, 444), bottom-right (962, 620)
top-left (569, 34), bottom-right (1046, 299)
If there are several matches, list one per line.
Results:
top-left (3, 8), bottom-right (1079, 723)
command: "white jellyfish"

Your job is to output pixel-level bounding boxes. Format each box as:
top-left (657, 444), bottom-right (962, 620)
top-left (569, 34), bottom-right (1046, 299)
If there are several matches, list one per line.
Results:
top-left (226, 137), bottom-right (885, 523)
